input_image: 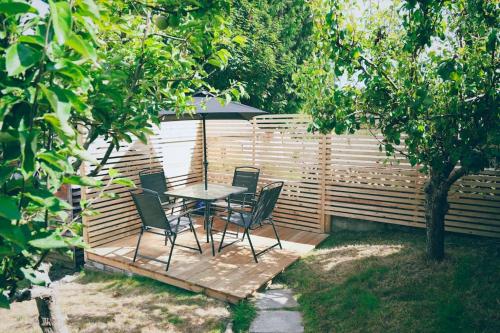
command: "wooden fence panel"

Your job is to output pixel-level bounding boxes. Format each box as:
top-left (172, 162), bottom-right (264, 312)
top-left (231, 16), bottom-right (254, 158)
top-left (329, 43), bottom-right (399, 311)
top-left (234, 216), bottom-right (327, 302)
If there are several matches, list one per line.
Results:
top-left (83, 114), bottom-right (500, 247)
top-left (207, 115), bottom-right (325, 232)
top-left (82, 121), bottom-right (203, 247)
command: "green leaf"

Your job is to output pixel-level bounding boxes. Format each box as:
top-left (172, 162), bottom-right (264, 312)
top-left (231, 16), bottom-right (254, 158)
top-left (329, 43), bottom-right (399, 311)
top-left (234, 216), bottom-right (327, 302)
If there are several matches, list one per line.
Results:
top-left (18, 35), bottom-right (45, 47)
top-left (0, 293), bottom-right (9, 309)
top-left (40, 162), bottom-right (63, 190)
top-left (207, 57), bottom-right (222, 67)
top-left (79, 0), bottom-right (100, 19)
top-left (0, 195), bottom-right (20, 220)
top-left (37, 151), bottom-right (70, 172)
top-left (29, 232), bottom-right (68, 249)
top-left (102, 192), bottom-right (119, 199)
top-left (111, 178), bottom-right (136, 188)
top-left (108, 167), bottom-right (119, 178)
top-left (5, 43), bottom-right (42, 76)
top-left (0, 244), bottom-right (17, 257)
top-left (51, 60), bottom-right (87, 83)
top-left (63, 175), bottom-right (102, 187)
top-left (24, 188), bottom-right (72, 210)
top-left (19, 124), bottom-right (39, 178)
top-left (0, 165), bottom-right (15, 185)
top-left (73, 148), bottom-right (98, 165)
top-left (0, 1), bottom-right (37, 15)
top-left (66, 33), bottom-right (96, 62)
top-left (64, 235), bottom-right (87, 248)
top-left (0, 131), bottom-right (18, 143)
top-left (39, 85), bottom-right (74, 138)
top-left (49, 0), bottom-right (72, 45)
top-left (232, 35), bottom-right (247, 46)
top-left (486, 28), bottom-right (497, 53)
top-left (0, 218), bottom-right (30, 247)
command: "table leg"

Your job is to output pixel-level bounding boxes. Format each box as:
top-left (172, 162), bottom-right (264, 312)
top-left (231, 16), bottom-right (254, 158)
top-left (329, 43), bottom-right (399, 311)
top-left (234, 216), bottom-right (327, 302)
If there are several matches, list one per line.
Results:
top-left (204, 201), bottom-right (210, 243)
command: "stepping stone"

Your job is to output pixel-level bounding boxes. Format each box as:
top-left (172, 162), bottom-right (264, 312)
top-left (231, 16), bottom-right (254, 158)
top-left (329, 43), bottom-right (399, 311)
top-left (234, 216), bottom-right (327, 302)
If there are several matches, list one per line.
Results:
top-left (255, 289), bottom-right (299, 309)
top-left (250, 310), bottom-right (304, 333)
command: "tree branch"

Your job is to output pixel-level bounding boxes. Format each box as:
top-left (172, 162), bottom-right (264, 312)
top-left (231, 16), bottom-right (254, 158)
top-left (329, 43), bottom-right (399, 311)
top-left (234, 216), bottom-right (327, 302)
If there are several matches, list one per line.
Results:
top-left (447, 167), bottom-right (467, 186)
top-left (334, 41), bottom-right (398, 91)
top-left (88, 142), bottom-right (115, 177)
top-left (358, 53), bottom-right (398, 91)
top-left (151, 32), bottom-right (186, 42)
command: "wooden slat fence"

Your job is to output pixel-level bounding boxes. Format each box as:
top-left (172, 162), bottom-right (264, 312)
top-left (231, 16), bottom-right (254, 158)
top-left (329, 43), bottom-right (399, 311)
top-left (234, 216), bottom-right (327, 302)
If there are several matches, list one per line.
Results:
top-left (82, 114), bottom-right (500, 247)
top-left (82, 121), bottom-right (203, 248)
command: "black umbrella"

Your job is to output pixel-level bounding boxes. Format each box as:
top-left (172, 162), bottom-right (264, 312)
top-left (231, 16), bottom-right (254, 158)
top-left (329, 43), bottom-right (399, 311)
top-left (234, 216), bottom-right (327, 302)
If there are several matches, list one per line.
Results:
top-left (159, 97), bottom-right (267, 190)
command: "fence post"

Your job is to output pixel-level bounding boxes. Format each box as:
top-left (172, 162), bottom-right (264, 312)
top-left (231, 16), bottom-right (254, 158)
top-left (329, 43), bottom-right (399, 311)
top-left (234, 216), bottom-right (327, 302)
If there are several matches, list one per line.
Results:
top-left (319, 133), bottom-right (330, 233)
top-left (252, 118), bottom-right (256, 167)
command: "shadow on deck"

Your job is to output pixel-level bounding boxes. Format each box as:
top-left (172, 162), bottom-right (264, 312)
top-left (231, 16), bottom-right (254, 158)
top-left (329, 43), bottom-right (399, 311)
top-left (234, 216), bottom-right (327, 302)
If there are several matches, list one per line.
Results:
top-left (85, 219), bottom-right (328, 303)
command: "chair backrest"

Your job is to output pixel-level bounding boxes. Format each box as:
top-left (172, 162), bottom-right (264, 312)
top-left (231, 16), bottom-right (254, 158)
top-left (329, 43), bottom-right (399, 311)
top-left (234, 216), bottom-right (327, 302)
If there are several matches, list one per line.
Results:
top-left (251, 181), bottom-right (284, 226)
top-left (231, 166), bottom-right (260, 204)
top-left (130, 188), bottom-right (170, 232)
top-left (139, 168), bottom-right (170, 203)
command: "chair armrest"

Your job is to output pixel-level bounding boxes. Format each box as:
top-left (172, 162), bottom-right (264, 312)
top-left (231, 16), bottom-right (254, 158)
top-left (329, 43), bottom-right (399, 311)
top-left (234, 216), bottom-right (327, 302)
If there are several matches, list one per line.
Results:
top-left (228, 192), bottom-right (256, 208)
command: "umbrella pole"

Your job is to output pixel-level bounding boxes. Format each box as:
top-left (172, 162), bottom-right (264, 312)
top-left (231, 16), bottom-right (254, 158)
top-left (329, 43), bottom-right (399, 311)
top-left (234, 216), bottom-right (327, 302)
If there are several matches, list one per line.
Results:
top-left (202, 115), bottom-right (208, 191)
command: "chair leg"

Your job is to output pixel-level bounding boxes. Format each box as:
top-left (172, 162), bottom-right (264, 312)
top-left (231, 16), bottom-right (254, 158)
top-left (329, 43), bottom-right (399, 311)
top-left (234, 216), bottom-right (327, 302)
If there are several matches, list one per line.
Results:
top-left (218, 219), bottom-right (230, 253)
top-left (189, 217), bottom-right (194, 232)
top-left (270, 219), bottom-right (282, 249)
top-left (166, 234), bottom-right (177, 271)
top-left (189, 215), bottom-right (202, 253)
top-left (245, 229), bottom-right (258, 263)
top-left (133, 229), bottom-right (144, 262)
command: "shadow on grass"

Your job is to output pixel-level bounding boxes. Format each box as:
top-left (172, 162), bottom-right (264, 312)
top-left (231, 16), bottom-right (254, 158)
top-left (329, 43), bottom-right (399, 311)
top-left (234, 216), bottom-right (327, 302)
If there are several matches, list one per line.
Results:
top-left (278, 229), bottom-right (500, 333)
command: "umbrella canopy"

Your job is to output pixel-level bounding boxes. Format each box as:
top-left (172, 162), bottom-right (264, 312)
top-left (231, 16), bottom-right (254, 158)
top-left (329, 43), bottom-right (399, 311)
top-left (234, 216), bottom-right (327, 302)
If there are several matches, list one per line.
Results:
top-left (159, 97), bottom-right (267, 121)
top-left (159, 97), bottom-right (267, 190)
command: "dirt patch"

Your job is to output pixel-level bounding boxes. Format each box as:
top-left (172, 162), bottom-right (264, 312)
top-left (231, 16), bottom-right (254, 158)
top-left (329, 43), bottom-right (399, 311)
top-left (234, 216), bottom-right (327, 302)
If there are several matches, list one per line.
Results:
top-left (0, 271), bottom-right (230, 333)
top-left (313, 244), bottom-right (403, 271)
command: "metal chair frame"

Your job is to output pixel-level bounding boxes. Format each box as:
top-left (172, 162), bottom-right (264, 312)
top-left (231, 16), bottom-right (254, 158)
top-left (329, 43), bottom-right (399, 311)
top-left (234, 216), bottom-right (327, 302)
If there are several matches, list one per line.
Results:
top-left (139, 167), bottom-right (196, 215)
top-left (212, 166), bottom-right (261, 236)
top-left (218, 181), bottom-right (284, 263)
top-left (228, 166), bottom-right (261, 208)
top-left (130, 188), bottom-right (202, 271)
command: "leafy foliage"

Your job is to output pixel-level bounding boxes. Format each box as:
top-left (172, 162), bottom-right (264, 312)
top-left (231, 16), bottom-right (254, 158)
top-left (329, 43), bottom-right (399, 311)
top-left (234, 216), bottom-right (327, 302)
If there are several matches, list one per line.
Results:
top-left (209, 0), bottom-right (314, 114)
top-left (297, 0), bottom-right (498, 173)
top-left (0, 0), bottom-right (235, 308)
top-left (295, 0), bottom-right (499, 258)
top-left (76, 0), bottom-right (241, 175)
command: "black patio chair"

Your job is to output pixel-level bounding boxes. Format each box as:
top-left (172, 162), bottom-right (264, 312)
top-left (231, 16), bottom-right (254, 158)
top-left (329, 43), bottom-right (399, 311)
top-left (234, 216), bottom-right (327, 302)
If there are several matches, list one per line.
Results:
top-left (130, 188), bottom-right (202, 271)
top-left (139, 168), bottom-right (191, 213)
top-left (218, 181), bottom-right (284, 263)
top-left (212, 166), bottom-right (261, 234)
top-left (212, 166), bottom-right (260, 210)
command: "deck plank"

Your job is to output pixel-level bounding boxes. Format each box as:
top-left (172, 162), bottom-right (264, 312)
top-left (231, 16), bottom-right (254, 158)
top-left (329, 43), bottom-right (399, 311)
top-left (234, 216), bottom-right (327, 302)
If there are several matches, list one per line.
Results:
top-left (86, 220), bottom-right (327, 303)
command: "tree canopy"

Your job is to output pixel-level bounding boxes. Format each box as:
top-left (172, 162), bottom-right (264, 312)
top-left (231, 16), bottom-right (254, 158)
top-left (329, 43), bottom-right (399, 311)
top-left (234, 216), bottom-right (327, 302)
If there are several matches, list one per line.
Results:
top-left (295, 0), bottom-right (499, 259)
top-left (209, 0), bottom-right (314, 114)
top-left (0, 0), bottom-right (237, 309)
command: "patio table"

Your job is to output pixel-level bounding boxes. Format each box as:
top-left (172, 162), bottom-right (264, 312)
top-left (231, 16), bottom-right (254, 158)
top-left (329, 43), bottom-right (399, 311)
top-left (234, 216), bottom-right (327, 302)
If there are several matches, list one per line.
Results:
top-left (165, 183), bottom-right (247, 256)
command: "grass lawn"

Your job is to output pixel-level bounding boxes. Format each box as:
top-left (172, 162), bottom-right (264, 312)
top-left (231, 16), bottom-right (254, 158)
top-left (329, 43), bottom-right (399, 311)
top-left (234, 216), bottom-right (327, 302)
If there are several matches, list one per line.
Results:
top-left (0, 269), bottom-right (254, 333)
top-left (278, 229), bottom-right (500, 333)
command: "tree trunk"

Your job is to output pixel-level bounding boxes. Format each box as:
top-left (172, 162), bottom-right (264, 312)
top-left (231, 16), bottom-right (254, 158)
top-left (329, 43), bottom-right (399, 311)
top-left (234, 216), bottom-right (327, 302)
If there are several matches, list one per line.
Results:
top-left (424, 174), bottom-right (450, 261)
top-left (35, 290), bottom-right (68, 333)
top-left (15, 287), bottom-right (69, 333)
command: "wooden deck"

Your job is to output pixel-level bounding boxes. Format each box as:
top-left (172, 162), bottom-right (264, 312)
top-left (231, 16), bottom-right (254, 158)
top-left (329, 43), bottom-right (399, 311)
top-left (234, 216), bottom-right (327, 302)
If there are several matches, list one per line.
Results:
top-left (85, 219), bottom-right (328, 303)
